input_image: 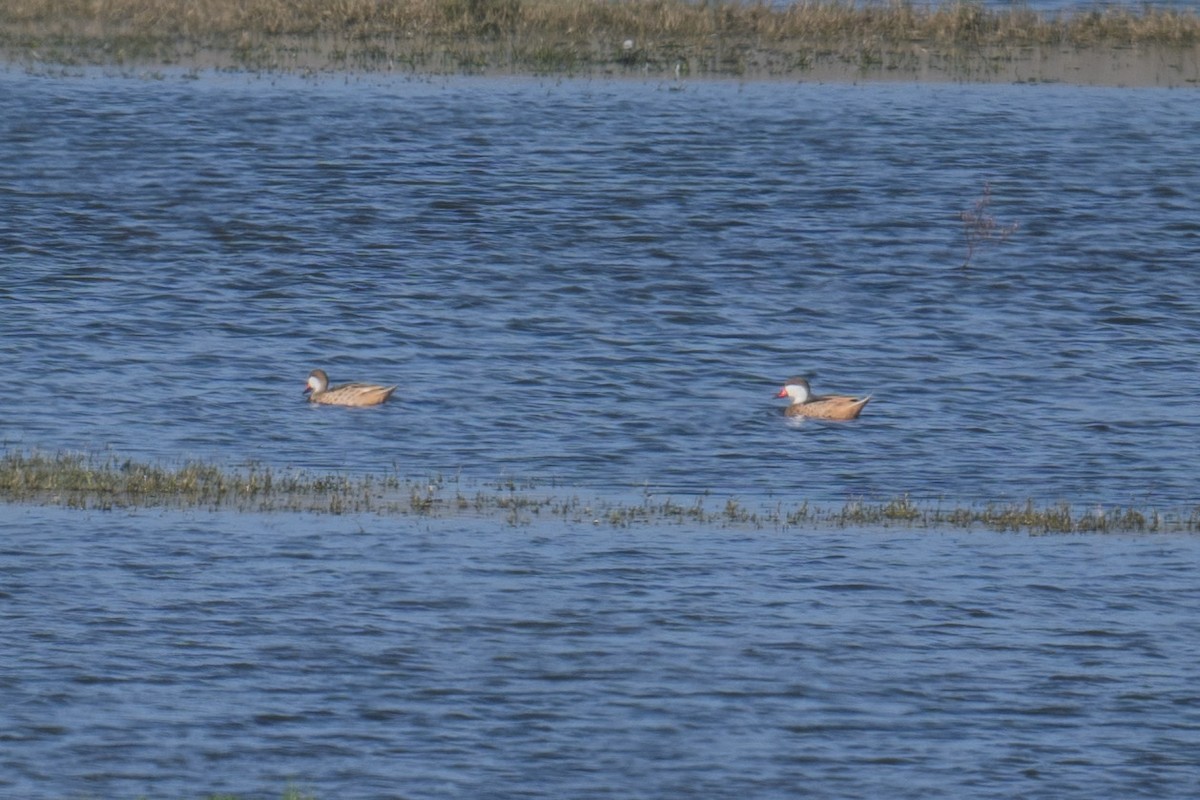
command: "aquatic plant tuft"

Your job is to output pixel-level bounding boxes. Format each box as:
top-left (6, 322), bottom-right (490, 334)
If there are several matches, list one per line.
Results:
top-left (960, 182), bottom-right (1018, 268)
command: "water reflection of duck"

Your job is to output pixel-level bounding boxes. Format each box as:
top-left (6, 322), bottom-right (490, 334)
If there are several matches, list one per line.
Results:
top-left (776, 376), bottom-right (870, 420)
top-left (304, 369), bottom-right (396, 407)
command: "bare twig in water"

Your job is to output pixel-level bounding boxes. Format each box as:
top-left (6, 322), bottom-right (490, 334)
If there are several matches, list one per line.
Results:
top-left (960, 183), bottom-right (1018, 268)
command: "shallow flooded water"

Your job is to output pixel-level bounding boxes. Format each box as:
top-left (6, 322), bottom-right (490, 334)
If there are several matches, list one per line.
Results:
top-left (3, 506), bottom-right (1200, 799)
top-left (3, 71), bottom-right (1199, 507)
top-left (2, 70), bottom-right (1200, 798)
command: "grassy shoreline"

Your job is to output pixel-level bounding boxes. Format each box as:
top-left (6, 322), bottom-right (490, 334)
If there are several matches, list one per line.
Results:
top-left (2, 0), bottom-right (1199, 85)
top-left (3, 451), bottom-right (1197, 534)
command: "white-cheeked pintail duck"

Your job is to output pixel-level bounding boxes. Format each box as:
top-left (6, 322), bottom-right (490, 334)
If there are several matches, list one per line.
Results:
top-left (777, 376), bottom-right (870, 420)
top-left (305, 369), bottom-right (397, 407)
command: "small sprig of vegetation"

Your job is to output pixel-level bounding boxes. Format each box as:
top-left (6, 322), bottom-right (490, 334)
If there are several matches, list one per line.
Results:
top-left (960, 182), bottom-right (1018, 268)
top-left (204, 786), bottom-right (315, 800)
top-left (3, 451), bottom-right (1198, 535)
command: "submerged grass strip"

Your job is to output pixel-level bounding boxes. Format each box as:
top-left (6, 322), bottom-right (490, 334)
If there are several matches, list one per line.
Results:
top-left (205, 787), bottom-right (316, 800)
top-left (3, 451), bottom-right (1198, 534)
top-left (1, 0), bottom-right (1198, 82)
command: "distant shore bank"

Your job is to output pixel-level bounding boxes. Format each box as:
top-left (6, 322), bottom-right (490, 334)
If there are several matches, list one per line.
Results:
top-left (2, 0), bottom-right (1198, 86)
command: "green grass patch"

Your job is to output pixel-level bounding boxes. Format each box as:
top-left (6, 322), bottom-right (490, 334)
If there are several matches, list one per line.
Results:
top-left (3, 450), bottom-right (1198, 534)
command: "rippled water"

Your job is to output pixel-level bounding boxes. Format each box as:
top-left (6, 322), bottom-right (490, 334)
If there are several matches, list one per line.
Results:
top-left (3, 70), bottom-right (1200, 798)
top-left (3, 71), bottom-right (1200, 505)
top-left (4, 507), bottom-right (1200, 799)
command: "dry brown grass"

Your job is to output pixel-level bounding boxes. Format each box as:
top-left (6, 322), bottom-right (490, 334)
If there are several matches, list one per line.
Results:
top-left (3, 0), bottom-right (1196, 43)
top-left (2, 0), bottom-right (1199, 79)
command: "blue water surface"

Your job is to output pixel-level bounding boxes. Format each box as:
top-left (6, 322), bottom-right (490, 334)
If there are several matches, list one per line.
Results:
top-left (3, 71), bottom-right (1199, 505)
top-left (2, 69), bottom-right (1200, 800)
top-left (2, 506), bottom-right (1199, 800)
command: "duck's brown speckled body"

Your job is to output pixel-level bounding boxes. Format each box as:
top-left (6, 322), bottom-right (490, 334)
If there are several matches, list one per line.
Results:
top-left (305, 369), bottom-right (396, 407)
top-left (777, 376), bottom-right (870, 420)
